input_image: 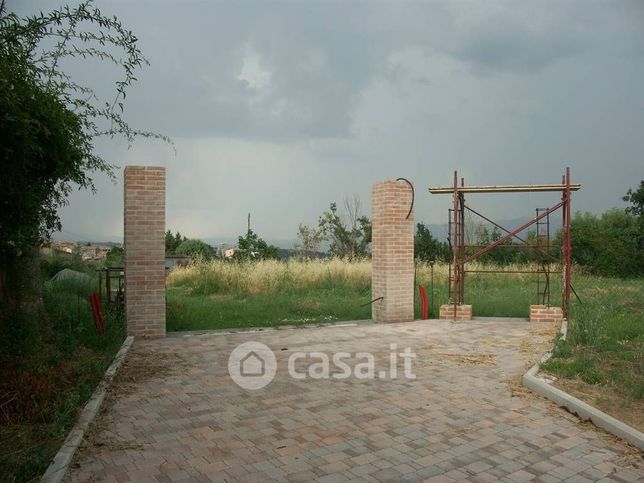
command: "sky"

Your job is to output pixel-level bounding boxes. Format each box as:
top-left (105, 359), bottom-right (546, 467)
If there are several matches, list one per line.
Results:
top-left (9, 0), bottom-right (644, 245)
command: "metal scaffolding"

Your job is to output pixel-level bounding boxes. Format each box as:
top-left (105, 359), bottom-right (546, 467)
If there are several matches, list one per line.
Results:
top-left (429, 168), bottom-right (580, 318)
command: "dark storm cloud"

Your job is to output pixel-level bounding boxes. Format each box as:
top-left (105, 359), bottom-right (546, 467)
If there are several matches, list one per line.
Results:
top-left (7, 0), bottom-right (644, 241)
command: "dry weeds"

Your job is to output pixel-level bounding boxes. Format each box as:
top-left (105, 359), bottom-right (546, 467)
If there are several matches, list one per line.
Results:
top-left (430, 351), bottom-right (496, 366)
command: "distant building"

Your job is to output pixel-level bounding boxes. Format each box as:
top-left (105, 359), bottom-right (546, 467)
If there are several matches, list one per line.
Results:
top-left (81, 245), bottom-right (110, 261)
top-left (165, 254), bottom-right (191, 269)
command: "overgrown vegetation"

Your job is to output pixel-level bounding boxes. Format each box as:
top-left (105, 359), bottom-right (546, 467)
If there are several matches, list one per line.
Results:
top-left (0, 1), bottom-right (160, 479)
top-left (0, 254), bottom-right (125, 481)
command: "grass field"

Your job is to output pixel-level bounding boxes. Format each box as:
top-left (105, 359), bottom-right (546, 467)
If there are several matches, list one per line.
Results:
top-left (166, 259), bottom-right (373, 331)
top-left (166, 259), bottom-right (567, 330)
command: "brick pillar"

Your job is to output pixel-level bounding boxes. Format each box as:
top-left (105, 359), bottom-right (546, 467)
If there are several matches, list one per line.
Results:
top-left (372, 180), bottom-right (414, 323)
top-left (529, 305), bottom-right (564, 323)
top-left (439, 304), bottom-right (472, 321)
top-left (124, 166), bottom-right (166, 338)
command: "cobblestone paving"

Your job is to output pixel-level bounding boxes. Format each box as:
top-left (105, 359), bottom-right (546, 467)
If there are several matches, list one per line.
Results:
top-left (68, 320), bottom-right (643, 482)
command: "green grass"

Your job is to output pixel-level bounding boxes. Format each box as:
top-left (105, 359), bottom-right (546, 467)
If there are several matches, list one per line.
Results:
top-left (167, 287), bottom-right (372, 331)
top-left (166, 259), bottom-right (574, 328)
top-left (542, 275), bottom-right (643, 408)
top-left (0, 272), bottom-right (125, 482)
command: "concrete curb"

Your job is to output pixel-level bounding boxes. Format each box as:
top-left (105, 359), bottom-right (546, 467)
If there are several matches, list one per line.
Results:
top-left (42, 335), bottom-right (135, 483)
top-left (522, 321), bottom-right (644, 450)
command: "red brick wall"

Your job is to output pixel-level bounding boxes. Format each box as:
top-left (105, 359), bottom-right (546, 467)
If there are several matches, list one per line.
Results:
top-left (124, 166), bottom-right (166, 338)
top-left (372, 181), bottom-right (414, 323)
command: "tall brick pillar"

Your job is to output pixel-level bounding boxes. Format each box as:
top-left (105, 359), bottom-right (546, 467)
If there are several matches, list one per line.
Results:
top-left (124, 166), bottom-right (166, 338)
top-left (372, 180), bottom-right (415, 323)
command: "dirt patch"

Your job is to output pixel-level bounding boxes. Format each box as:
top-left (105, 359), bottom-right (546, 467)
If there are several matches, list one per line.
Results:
top-left (504, 376), bottom-right (536, 399)
top-left (430, 351), bottom-right (496, 366)
top-left (75, 346), bottom-right (190, 458)
top-left (527, 324), bottom-right (559, 338)
top-left (472, 337), bottom-right (506, 346)
top-left (552, 377), bottom-right (644, 433)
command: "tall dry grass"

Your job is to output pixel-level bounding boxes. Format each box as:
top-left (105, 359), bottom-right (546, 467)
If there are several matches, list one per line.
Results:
top-left (166, 258), bottom-right (551, 296)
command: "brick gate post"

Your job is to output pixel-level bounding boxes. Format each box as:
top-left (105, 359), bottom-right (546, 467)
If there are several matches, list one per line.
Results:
top-left (372, 180), bottom-right (415, 323)
top-left (124, 166), bottom-right (166, 337)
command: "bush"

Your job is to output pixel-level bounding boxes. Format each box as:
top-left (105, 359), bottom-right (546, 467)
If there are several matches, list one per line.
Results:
top-left (176, 239), bottom-right (215, 261)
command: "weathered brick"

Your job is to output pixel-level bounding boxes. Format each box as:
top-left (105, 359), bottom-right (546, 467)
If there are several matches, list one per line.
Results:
top-left (372, 180), bottom-right (414, 323)
top-left (124, 166), bottom-right (166, 338)
top-left (529, 305), bottom-right (564, 323)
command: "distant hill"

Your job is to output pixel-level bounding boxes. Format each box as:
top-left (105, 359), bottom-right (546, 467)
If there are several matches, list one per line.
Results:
top-left (55, 217), bottom-right (547, 252)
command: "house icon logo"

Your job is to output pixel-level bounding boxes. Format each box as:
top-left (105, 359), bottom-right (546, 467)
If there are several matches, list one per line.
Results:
top-left (240, 351), bottom-right (265, 377)
top-left (228, 341), bottom-right (276, 390)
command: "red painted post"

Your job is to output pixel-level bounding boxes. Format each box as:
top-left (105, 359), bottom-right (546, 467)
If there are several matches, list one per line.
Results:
top-left (564, 167), bottom-right (572, 318)
top-left (419, 285), bottom-right (428, 320)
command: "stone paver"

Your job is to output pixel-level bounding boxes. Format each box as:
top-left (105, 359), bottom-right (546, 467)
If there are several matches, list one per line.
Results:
top-left (67, 320), bottom-right (643, 482)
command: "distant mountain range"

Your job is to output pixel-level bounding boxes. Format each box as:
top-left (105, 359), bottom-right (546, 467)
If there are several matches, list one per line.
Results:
top-left (54, 217), bottom-right (549, 249)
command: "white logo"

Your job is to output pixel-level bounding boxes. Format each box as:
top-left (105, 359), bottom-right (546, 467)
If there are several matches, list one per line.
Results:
top-left (228, 341), bottom-right (276, 390)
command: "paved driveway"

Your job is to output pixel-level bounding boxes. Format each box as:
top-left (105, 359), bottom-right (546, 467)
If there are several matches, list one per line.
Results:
top-left (69, 320), bottom-right (642, 482)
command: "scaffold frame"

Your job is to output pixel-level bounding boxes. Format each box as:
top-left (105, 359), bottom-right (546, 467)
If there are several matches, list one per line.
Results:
top-left (429, 168), bottom-right (580, 318)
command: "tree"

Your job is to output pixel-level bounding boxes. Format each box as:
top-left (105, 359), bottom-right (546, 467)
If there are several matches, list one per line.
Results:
top-left (165, 230), bottom-right (186, 254)
top-left (294, 224), bottom-right (323, 260)
top-left (105, 246), bottom-right (123, 266)
top-left (0, 1), bottom-right (169, 332)
top-left (623, 181), bottom-right (644, 253)
top-left (318, 196), bottom-right (371, 260)
top-left (571, 210), bottom-right (643, 277)
top-left (235, 229), bottom-right (278, 260)
top-left (414, 223), bottom-right (449, 262)
top-left (623, 181), bottom-right (644, 218)
top-left (176, 239), bottom-right (215, 261)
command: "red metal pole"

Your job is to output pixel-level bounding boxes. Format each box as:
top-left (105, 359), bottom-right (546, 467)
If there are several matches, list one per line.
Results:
top-left (453, 171), bottom-right (459, 308)
top-left (564, 167), bottom-right (572, 318)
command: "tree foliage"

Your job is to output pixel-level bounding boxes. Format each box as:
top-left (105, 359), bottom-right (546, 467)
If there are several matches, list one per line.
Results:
top-left (294, 224), bottom-right (323, 260)
top-left (235, 229), bottom-right (278, 260)
top-left (176, 239), bottom-right (215, 261)
top-left (0, 0), bottom-right (169, 256)
top-left (165, 230), bottom-right (186, 254)
top-left (623, 180), bottom-right (644, 218)
top-left (414, 223), bottom-right (449, 262)
top-left (571, 209), bottom-right (643, 277)
top-left (0, 0), bottom-right (169, 348)
top-left (318, 196), bottom-right (371, 260)
top-left (105, 246), bottom-right (123, 267)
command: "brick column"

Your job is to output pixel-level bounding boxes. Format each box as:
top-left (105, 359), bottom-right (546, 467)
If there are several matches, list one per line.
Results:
top-left (372, 180), bottom-right (414, 323)
top-left (124, 166), bottom-right (166, 338)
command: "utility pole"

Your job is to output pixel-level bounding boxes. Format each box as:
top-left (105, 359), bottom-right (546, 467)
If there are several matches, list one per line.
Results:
top-left (247, 212), bottom-right (251, 235)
